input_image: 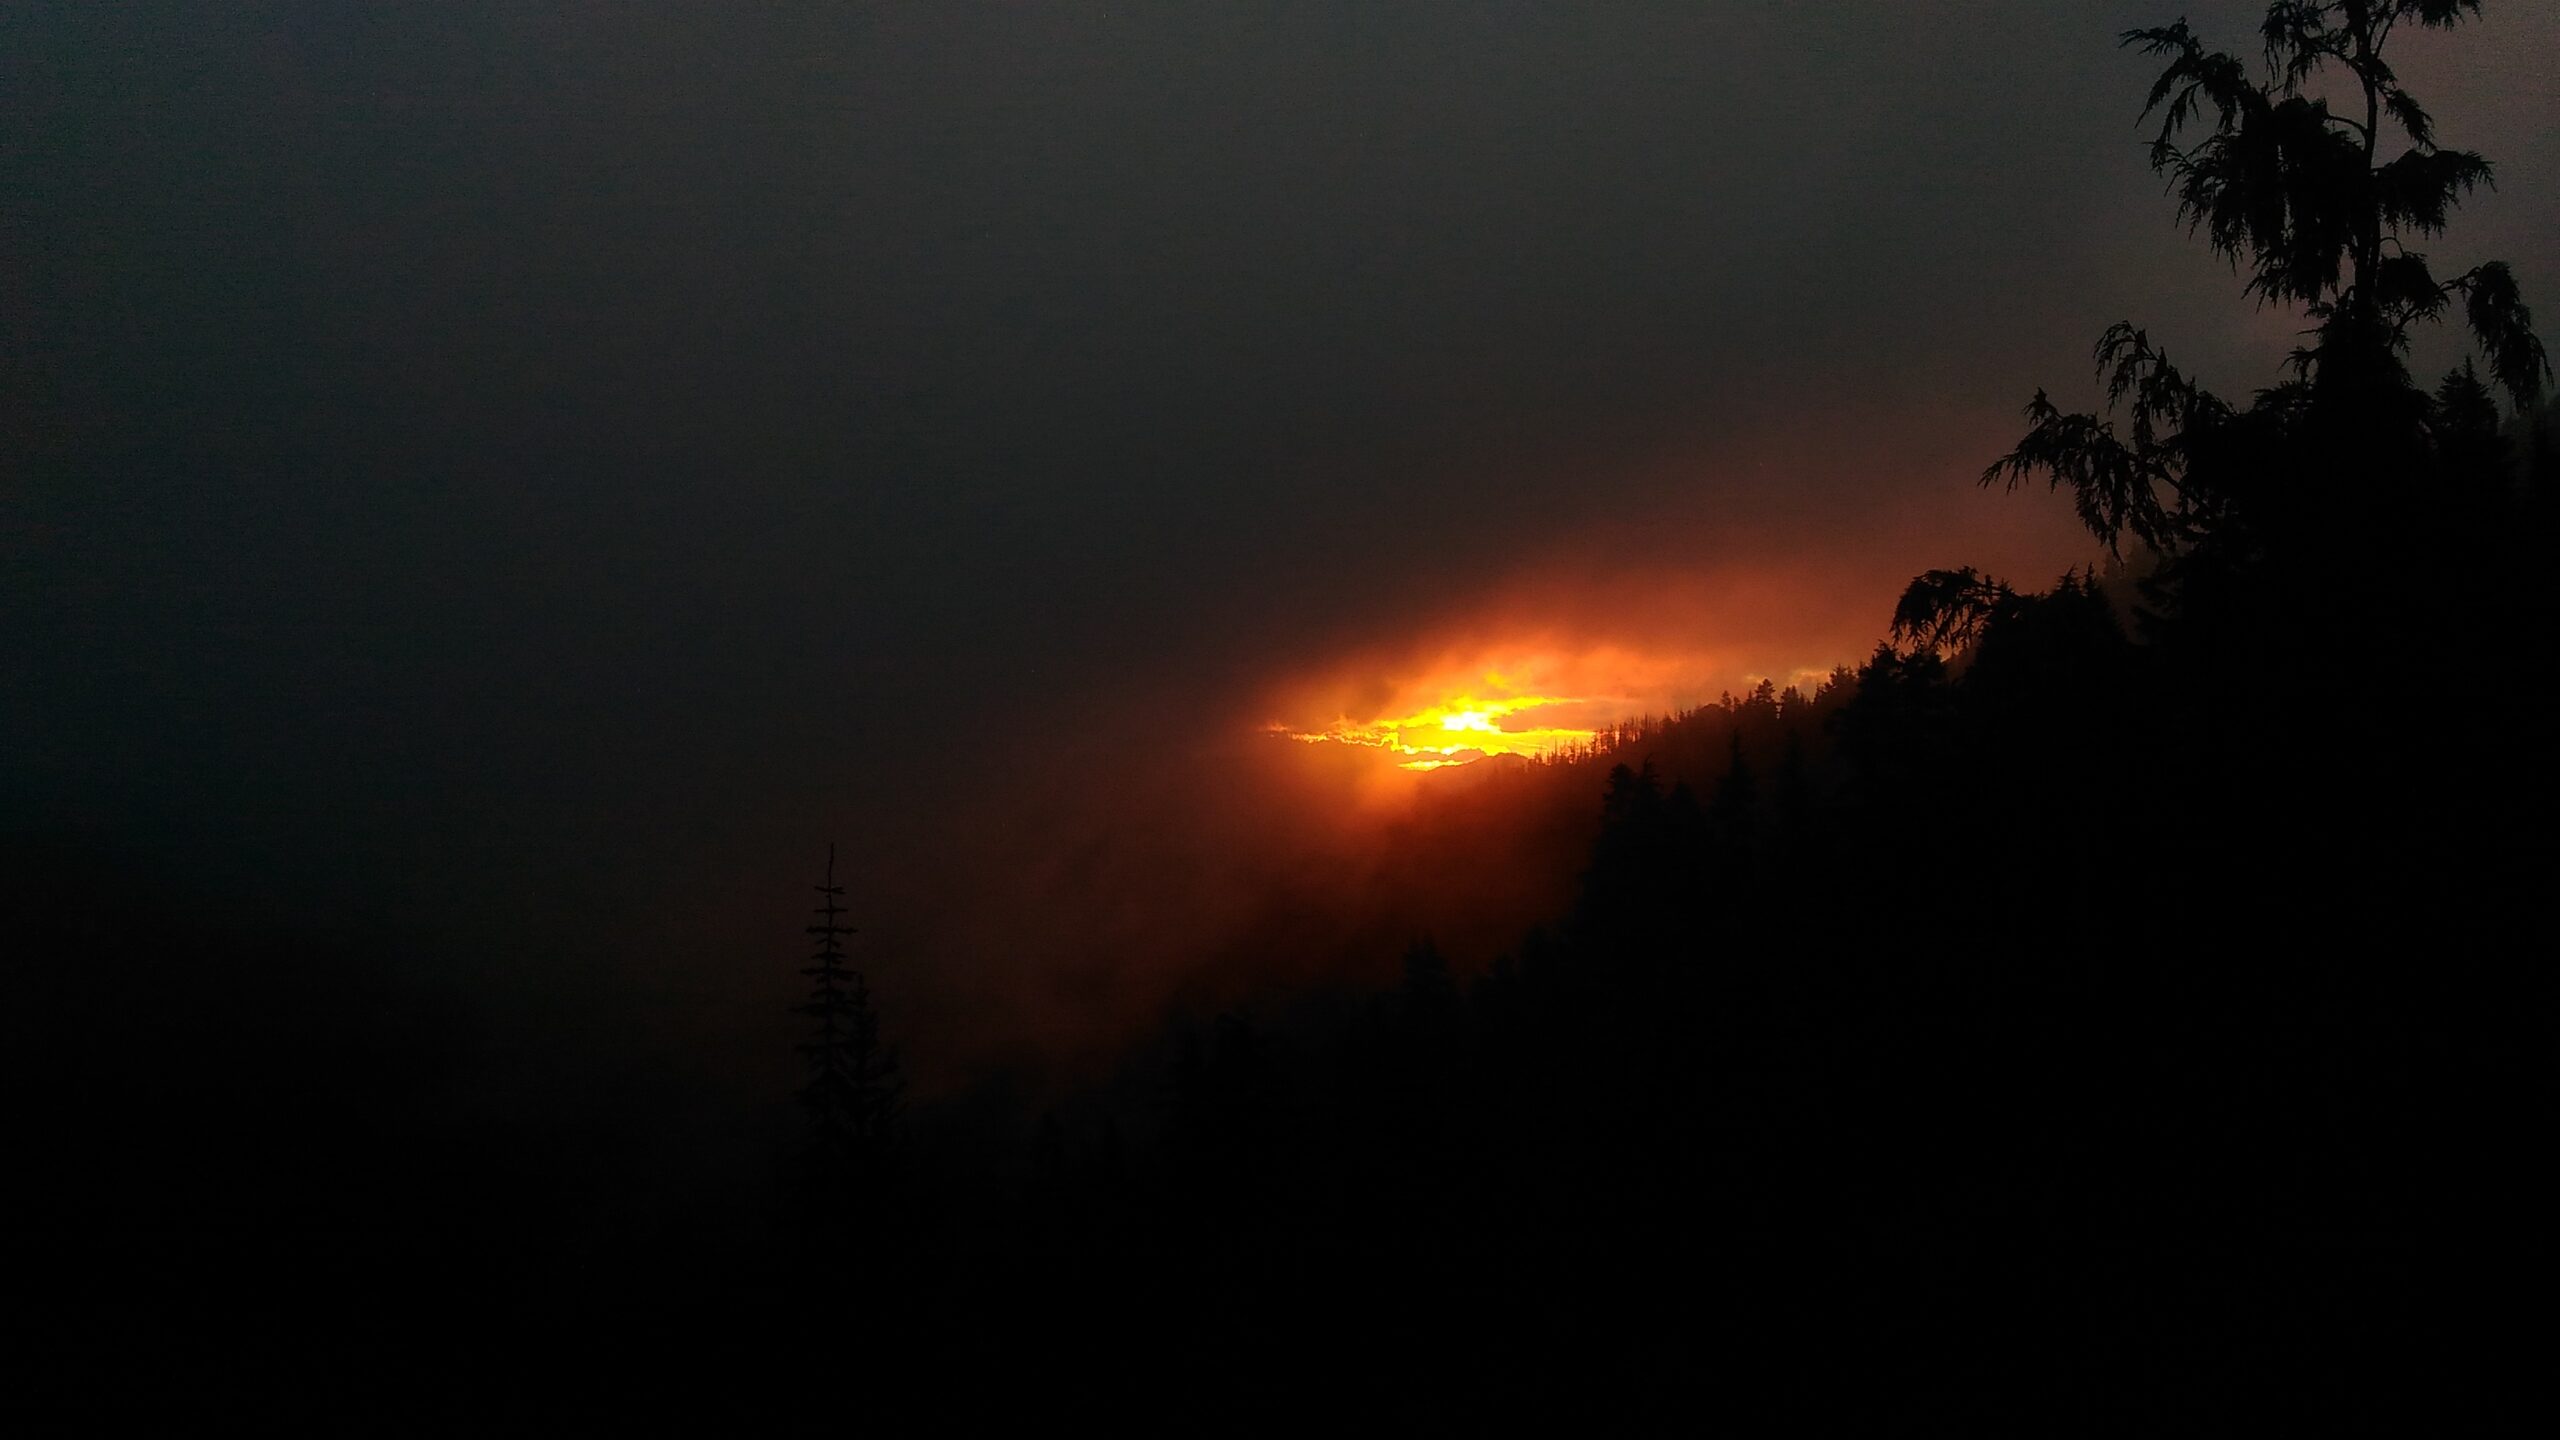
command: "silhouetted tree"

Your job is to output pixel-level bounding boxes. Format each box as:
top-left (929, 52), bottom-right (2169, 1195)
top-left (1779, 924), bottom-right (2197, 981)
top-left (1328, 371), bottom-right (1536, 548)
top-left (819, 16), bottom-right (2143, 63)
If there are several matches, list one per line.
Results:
top-left (795, 843), bottom-right (901, 1186)
top-left (1829, 644), bottom-right (1953, 812)
top-left (1168, 1013), bottom-right (1271, 1186)
top-left (2432, 359), bottom-right (2506, 488)
top-left (1775, 726), bottom-right (1813, 842)
top-left (1708, 730), bottom-right (1757, 846)
top-left (1399, 936), bottom-right (1458, 1024)
top-left (1986, 1), bottom-right (2549, 569)
top-left (1889, 566), bottom-right (2023, 656)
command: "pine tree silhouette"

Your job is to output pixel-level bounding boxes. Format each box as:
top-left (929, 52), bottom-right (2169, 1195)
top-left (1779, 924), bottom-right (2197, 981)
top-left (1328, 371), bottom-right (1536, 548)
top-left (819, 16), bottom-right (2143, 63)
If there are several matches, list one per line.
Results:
top-left (1709, 729), bottom-right (1757, 840)
top-left (795, 843), bottom-right (901, 1186)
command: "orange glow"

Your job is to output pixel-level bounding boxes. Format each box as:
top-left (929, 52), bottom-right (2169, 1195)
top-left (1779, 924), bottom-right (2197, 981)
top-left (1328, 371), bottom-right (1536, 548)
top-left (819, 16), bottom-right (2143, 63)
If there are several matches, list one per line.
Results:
top-left (1258, 535), bottom-right (2103, 782)
top-left (1267, 638), bottom-right (1811, 774)
top-left (1279, 690), bottom-right (1603, 767)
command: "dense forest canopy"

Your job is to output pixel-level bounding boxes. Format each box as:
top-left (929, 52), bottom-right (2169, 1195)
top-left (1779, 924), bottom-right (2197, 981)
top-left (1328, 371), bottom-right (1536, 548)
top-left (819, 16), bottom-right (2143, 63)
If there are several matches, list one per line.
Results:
top-left (11, 1), bottom-right (2555, 1426)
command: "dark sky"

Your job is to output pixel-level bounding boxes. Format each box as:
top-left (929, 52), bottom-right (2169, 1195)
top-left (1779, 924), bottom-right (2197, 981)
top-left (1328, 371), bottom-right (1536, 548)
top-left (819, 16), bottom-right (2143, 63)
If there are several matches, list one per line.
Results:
top-left (8, 2), bottom-right (2555, 1084)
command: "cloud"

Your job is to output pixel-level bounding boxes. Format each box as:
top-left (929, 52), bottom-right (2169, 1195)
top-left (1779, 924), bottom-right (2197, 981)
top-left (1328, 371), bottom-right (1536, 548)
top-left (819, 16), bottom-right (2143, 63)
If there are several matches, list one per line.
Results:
top-left (9, 0), bottom-right (2555, 1096)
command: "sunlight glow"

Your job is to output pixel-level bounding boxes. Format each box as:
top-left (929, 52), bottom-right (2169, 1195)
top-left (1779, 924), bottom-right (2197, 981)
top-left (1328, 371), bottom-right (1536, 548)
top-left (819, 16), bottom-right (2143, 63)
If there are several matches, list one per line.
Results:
top-left (1278, 689), bottom-right (1602, 770)
top-left (1265, 627), bottom-right (1838, 778)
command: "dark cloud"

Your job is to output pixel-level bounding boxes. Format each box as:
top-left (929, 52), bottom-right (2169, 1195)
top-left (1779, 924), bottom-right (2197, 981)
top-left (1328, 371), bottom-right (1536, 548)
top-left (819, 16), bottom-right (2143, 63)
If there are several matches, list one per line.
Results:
top-left (8, 2), bottom-right (2555, 1081)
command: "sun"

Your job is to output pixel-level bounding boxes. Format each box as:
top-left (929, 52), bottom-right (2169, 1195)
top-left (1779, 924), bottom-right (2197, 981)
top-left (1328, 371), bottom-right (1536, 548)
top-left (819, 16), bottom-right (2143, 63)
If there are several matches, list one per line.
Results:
top-left (1266, 632), bottom-right (1847, 774)
top-left (1278, 689), bottom-right (1600, 769)
top-left (1269, 644), bottom-right (1711, 772)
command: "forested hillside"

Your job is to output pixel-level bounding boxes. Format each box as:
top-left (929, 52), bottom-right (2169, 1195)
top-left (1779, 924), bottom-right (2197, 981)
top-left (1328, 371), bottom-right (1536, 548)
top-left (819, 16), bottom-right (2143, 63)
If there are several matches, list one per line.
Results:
top-left (14, 1), bottom-right (2553, 1428)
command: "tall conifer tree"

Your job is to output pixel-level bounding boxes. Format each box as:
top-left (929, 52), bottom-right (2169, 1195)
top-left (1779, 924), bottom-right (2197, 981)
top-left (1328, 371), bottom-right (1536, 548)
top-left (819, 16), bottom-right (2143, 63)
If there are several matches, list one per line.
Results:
top-left (796, 844), bottom-right (901, 1184)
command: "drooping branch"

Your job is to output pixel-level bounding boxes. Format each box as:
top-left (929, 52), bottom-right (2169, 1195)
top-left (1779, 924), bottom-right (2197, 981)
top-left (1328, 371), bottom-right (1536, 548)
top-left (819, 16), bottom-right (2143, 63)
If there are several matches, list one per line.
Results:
top-left (1890, 568), bottom-right (2023, 656)
top-left (2449, 262), bottom-right (2553, 407)
top-left (1983, 326), bottom-right (2242, 557)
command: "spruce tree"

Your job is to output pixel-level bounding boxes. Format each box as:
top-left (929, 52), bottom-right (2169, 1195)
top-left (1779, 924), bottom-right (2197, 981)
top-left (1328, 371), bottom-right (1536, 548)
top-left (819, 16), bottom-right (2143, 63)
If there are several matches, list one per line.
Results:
top-left (795, 844), bottom-right (901, 1186)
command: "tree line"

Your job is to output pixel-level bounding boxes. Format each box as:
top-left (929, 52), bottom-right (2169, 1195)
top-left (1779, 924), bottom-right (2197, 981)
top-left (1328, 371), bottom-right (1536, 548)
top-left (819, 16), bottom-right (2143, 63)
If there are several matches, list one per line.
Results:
top-left (792, 5), bottom-right (2552, 1422)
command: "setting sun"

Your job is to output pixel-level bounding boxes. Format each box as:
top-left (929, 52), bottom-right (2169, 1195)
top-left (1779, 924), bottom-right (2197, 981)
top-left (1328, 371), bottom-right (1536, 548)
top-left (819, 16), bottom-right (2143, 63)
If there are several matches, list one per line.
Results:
top-left (1278, 691), bottom-right (1601, 768)
top-left (1265, 638), bottom-right (1792, 774)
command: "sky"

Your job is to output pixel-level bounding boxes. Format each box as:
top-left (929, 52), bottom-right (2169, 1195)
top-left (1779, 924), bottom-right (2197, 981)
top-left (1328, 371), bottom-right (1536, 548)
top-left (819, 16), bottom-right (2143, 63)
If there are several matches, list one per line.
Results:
top-left (8, 1), bottom-right (2556, 1089)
